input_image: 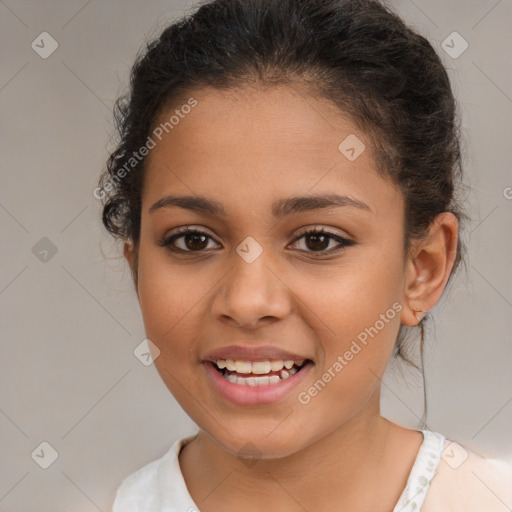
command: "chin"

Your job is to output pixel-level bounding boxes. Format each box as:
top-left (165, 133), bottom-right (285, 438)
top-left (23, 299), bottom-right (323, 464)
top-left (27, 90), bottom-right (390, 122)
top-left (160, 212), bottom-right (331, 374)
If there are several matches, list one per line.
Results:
top-left (204, 419), bottom-right (317, 461)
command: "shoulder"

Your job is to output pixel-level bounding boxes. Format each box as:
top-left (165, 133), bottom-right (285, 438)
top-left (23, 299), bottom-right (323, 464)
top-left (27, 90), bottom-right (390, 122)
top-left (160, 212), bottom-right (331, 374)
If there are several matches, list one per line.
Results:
top-left (111, 435), bottom-right (197, 512)
top-left (422, 437), bottom-right (512, 512)
top-left (112, 457), bottom-right (162, 512)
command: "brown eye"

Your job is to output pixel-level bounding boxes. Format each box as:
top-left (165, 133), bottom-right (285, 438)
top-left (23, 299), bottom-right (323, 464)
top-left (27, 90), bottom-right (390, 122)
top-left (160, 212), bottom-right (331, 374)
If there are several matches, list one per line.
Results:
top-left (290, 227), bottom-right (355, 255)
top-left (304, 232), bottom-right (330, 251)
top-left (160, 228), bottom-right (220, 252)
top-left (182, 232), bottom-right (209, 251)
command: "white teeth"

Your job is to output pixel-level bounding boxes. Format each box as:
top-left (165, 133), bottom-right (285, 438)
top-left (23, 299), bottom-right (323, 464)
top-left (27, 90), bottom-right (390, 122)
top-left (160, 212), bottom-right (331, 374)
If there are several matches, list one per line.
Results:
top-left (244, 375), bottom-right (270, 386)
top-left (226, 375), bottom-right (277, 386)
top-left (220, 366), bottom-right (301, 385)
top-left (215, 357), bottom-right (309, 386)
top-left (214, 358), bottom-right (307, 374)
top-left (270, 360), bottom-right (284, 371)
top-left (234, 361), bottom-right (252, 374)
top-left (251, 361), bottom-right (271, 374)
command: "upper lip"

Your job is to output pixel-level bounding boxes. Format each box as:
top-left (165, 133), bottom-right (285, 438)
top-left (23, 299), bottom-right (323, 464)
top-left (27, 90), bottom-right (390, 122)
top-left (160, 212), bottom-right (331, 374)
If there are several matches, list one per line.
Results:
top-left (203, 345), bottom-right (311, 363)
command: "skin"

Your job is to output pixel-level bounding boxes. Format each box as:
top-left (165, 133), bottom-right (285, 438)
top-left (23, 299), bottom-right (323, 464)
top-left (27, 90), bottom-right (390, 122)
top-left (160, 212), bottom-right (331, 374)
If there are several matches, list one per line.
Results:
top-left (124, 85), bottom-right (458, 511)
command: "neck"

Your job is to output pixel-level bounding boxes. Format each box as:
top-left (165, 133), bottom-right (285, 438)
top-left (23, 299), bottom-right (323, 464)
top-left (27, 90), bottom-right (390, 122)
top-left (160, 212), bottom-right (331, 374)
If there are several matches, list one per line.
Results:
top-left (180, 397), bottom-right (399, 511)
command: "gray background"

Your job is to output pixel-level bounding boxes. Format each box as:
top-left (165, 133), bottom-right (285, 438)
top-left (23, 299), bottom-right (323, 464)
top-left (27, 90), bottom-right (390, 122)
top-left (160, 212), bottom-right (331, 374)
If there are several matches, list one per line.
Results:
top-left (1, 0), bottom-right (511, 510)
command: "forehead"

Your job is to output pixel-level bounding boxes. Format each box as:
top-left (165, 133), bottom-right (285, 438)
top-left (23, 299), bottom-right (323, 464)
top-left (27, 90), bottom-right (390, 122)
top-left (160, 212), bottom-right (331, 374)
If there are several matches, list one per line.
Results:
top-left (150, 84), bottom-right (370, 162)
top-left (142, 85), bottom-right (402, 219)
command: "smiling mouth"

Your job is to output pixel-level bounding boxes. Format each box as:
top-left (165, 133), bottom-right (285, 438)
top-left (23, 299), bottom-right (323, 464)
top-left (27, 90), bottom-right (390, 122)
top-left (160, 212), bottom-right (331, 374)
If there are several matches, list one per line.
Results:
top-left (211, 359), bottom-right (311, 386)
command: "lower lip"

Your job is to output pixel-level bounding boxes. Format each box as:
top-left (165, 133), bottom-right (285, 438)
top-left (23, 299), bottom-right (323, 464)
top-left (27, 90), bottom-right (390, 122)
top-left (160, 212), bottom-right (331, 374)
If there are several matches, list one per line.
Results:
top-left (204, 361), bottom-right (313, 406)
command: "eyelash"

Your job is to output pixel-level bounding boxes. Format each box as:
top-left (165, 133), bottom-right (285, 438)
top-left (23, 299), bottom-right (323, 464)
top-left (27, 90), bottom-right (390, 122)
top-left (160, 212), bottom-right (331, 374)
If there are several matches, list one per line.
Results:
top-left (159, 226), bottom-right (355, 257)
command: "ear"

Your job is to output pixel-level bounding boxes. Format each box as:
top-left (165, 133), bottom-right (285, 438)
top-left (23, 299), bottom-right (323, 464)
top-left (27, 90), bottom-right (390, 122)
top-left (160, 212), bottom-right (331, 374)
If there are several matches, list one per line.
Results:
top-left (400, 212), bottom-right (459, 326)
top-left (123, 239), bottom-right (139, 297)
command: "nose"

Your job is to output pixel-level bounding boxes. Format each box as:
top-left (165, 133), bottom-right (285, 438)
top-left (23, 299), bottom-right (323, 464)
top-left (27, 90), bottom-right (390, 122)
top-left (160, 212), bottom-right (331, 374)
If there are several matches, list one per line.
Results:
top-left (211, 247), bottom-right (292, 330)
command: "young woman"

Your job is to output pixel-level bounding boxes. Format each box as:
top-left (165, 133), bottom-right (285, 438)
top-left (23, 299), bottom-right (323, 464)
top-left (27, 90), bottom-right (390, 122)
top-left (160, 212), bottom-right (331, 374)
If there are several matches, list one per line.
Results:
top-left (97, 0), bottom-right (512, 510)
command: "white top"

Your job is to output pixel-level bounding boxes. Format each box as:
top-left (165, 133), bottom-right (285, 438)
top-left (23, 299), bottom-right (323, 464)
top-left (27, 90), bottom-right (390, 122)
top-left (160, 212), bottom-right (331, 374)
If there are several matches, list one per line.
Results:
top-left (112, 430), bottom-right (512, 511)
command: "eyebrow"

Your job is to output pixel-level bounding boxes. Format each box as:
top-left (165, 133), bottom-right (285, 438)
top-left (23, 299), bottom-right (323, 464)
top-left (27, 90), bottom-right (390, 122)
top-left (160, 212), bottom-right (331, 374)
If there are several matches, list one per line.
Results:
top-left (149, 193), bottom-right (372, 217)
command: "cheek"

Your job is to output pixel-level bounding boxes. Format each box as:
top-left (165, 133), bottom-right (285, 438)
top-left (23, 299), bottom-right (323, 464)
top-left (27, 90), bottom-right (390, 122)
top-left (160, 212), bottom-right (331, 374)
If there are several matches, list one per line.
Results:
top-left (136, 245), bottom-right (204, 357)
top-left (136, 250), bottom-right (207, 406)
top-left (292, 286), bottom-right (401, 425)
top-left (293, 245), bottom-right (403, 340)
top-left (290, 244), bottom-right (404, 396)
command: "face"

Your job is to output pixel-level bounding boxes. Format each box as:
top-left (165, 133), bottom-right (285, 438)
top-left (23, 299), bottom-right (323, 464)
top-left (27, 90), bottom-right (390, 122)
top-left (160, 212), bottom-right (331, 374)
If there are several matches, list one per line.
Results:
top-left (128, 85), bottom-right (411, 458)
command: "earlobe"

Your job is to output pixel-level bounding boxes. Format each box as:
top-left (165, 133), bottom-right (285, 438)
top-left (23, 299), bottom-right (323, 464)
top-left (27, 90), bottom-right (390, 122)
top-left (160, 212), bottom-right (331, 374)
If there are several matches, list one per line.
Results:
top-left (123, 240), bottom-right (139, 294)
top-left (400, 212), bottom-right (459, 326)
top-left (123, 240), bottom-right (134, 266)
